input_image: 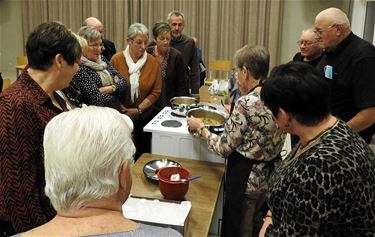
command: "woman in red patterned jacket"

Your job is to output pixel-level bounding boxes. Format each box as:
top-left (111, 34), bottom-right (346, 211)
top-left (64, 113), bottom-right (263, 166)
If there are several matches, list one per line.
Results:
top-left (0, 22), bottom-right (81, 235)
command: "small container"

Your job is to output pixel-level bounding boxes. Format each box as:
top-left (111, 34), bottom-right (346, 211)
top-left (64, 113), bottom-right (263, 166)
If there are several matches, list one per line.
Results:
top-left (157, 166), bottom-right (191, 201)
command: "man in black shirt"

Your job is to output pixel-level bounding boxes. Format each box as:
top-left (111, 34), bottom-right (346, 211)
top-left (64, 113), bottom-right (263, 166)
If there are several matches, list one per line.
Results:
top-left (167, 11), bottom-right (200, 98)
top-left (293, 28), bottom-right (323, 68)
top-left (314, 7), bottom-right (375, 143)
top-left (83, 17), bottom-right (116, 61)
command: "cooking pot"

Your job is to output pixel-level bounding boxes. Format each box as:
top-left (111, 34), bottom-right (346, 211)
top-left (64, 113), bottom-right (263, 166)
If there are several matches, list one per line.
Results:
top-left (170, 96), bottom-right (199, 117)
top-left (187, 107), bottom-right (227, 134)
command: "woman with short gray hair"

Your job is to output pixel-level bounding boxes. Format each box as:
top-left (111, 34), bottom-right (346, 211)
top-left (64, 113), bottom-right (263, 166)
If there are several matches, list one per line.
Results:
top-left (66, 26), bottom-right (127, 111)
top-left (187, 45), bottom-right (285, 237)
top-left (111, 22), bottom-right (162, 160)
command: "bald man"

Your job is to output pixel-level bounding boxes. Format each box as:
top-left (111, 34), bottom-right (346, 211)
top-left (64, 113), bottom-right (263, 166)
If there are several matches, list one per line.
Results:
top-left (83, 17), bottom-right (116, 61)
top-left (314, 8), bottom-right (375, 144)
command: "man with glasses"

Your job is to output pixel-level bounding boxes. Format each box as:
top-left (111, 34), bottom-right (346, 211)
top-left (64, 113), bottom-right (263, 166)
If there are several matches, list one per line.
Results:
top-left (291, 28), bottom-right (324, 147)
top-left (314, 7), bottom-right (375, 144)
top-left (83, 17), bottom-right (116, 61)
top-left (293, 28), bottom-right (323, 67)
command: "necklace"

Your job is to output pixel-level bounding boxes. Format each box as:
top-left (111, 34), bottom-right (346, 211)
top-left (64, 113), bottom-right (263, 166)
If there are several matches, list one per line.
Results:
top-left (298, 118), bottom-right (338, 151)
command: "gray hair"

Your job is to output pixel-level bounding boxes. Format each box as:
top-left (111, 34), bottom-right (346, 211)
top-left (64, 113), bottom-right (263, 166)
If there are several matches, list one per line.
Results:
top-left (234, 45), bottom-right (270, 80)
top-left (78, 26), bottom-right (101, 43)
top-left (152, 21), bottom-right (171, 39)
top-left (301, 28), bottom-right (320, 41)
top-left (43, 106), bottom-right (135, 212)
top-left (72, 31), bottom-right (88, 48)
top-left (167, 10), bottom-right (185, 22)
top-left (127, 23), bottom-right (149, 40)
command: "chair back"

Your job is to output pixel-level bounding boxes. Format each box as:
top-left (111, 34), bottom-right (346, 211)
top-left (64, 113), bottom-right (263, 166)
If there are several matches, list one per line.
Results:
top-left (2, 79), bottom-right (12, 91)
top-left (206, 60), bottom-right (231, 85)
top-left (16, 56), bottom-right (28, 66)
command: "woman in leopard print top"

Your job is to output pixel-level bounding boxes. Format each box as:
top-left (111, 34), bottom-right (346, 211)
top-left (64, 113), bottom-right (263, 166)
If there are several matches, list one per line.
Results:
top-left (260, 62), bottom-right (375, 236)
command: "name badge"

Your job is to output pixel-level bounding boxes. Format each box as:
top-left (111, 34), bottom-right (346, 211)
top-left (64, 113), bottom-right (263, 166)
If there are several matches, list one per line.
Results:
top-left (324, 65), bottom-right (333, 79)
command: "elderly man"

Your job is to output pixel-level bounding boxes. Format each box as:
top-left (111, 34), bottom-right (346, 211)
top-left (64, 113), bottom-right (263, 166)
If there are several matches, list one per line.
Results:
top-left (83, 17), bottom-right (116, 61)
top-left (314, 7), bottom-right (375, 143)
top-left (167, 11), bottom-right (200, 98)
top-left (292, 28), bottom-right (323, 67)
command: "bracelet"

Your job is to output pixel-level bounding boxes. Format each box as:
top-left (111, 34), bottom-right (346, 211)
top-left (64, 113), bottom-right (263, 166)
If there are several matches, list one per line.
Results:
top-left (137, 107), bottom-right (143, 115)
top-left (111, 84), bottom-right (116, 92)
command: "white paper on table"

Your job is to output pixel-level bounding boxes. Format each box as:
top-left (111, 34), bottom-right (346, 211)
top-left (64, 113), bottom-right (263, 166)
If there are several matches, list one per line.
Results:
top-left (122, 195), bottom-right (192, 226)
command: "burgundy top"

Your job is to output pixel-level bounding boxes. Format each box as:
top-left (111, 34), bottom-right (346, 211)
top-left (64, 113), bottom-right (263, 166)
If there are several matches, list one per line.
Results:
top-left (0, 69), bottom-right (67, 232)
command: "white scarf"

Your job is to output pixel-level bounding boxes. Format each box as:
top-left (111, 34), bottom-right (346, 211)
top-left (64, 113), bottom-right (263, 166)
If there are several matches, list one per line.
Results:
top-left (123, 45), bottom-right (147, 103)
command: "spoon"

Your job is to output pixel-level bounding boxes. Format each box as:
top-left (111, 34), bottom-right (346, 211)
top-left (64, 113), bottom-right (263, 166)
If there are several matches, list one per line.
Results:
top-left (181, 175), bottom-right (202, 183)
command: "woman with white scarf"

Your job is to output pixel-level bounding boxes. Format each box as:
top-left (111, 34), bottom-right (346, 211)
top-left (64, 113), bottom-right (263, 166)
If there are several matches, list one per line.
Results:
top-left (111, 23), bottom-right (162, 160)
top-left (68, 26), bottom-right (127, 112)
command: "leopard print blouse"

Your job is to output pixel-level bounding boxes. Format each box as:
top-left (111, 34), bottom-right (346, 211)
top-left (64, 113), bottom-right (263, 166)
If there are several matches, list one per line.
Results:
top-left (266, 120), bottom-right (375, 236)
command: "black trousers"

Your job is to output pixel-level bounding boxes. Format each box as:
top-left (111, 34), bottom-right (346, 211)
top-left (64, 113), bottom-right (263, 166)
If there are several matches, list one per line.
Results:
top-left (221, 151), bottom-right (254, 237)
top-left (133, 115), bottom-right (153, 161)
top-left (0, 220), bottom-right (15, 237)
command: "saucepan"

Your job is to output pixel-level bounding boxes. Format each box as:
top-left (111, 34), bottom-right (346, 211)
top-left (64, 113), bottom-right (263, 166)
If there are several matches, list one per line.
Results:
top-left (170, 96), bottom-right (199, 117)
top-left (187, 107), bottom-right (227, 134)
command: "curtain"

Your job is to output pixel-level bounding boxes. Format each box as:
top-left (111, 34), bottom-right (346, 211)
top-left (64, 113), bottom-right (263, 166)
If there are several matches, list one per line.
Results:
top-left (21, 0), bottom-right (283, 68)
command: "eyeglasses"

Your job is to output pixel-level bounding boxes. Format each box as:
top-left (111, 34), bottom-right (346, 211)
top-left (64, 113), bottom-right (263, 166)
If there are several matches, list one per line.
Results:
top-left (132, 40), bottom-right (148, 46)
top-left (297, 40), bottom-right (318, 46)
top-left (88, 43), bottom-right (104, 50)
top-left (314, 24), bottom-right (336, 35)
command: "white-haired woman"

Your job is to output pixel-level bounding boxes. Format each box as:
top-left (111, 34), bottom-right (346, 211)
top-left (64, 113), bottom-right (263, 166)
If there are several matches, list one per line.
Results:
top-left (14, 106), bottom-right (181, 237)
top-left (67, 26), bottom-right (127, 112)
top-left (111, 23), bottom-right (161, 160)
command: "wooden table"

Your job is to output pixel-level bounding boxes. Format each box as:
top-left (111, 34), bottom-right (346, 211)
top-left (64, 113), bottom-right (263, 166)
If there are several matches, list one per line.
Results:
top-left (131, 153), bottom-right (225, 237)
top-left (199, 85), bottom-right (227, 104)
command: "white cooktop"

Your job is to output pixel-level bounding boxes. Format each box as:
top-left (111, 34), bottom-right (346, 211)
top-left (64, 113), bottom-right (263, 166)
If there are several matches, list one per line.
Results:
top-left (144, 107), bottom-right (190, 135)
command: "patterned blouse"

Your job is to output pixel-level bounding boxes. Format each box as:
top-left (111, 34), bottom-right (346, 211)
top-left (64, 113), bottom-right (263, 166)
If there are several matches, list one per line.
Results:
top-left (70, 56), bottom-right (127, 111)
top-left (197, 90), bottom-right (286, 192)
top-left (0, 70), bottom-right (66, 232)
top-left (266, 120), bottom-right (375, 236)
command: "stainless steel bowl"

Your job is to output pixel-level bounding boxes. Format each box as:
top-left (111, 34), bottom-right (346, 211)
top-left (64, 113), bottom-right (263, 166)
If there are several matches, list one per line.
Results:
top-left (170, 96), bottom-right (199, 106)
top-left (187, 107), bottom-right (227, 133)
top-left (143, 159), bottom-right (182, 182)
top-left (170, 96), bottom-right (199, 117)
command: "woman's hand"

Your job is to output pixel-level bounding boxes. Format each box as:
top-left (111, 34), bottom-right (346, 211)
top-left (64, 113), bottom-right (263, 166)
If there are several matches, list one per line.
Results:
top-left (187, 116), bottom-right (204, 131)
top-left (98, 85), bottom-right (113, 94)
top-left (125, 108), bottom-right (140, 120)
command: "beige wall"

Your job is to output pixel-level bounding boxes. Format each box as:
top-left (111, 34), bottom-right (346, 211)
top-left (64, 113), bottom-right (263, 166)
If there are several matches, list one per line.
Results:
top-left (0, 0), bottom-right (23, 81)
top-left (280, 0), bottom-right (350, 64)
top-left (0, 0), bottom-right (351, 82)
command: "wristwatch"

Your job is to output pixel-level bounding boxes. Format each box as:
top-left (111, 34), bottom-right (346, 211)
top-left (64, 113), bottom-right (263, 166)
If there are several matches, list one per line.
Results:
top-left (137, 107), bottom-right (143, 115)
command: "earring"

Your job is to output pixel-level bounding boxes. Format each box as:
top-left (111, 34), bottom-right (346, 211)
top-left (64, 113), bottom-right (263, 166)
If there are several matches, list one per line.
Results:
top-left (285, 122), bottom-right (290, 128)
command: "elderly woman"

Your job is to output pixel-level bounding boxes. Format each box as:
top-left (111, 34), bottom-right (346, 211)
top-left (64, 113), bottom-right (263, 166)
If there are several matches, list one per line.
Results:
top-left (111, 23), bottom-right (161, 159)
top-left (146, 21), bottom-right (188, 111)
top-left (187, 45), bottom-right (285, 237)
top-left (14, 106), bottom-right (181, 237)
top-left (67, 26), bottom-right (127, 112)
top-left (0, 22), bottom-right (81, 234)
top-left (259, 62), bottom-right (375, 236)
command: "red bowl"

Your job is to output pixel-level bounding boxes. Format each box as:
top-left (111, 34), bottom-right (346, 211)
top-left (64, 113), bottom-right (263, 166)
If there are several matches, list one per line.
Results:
top-left (157, 166), bottom-right (191, 200)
